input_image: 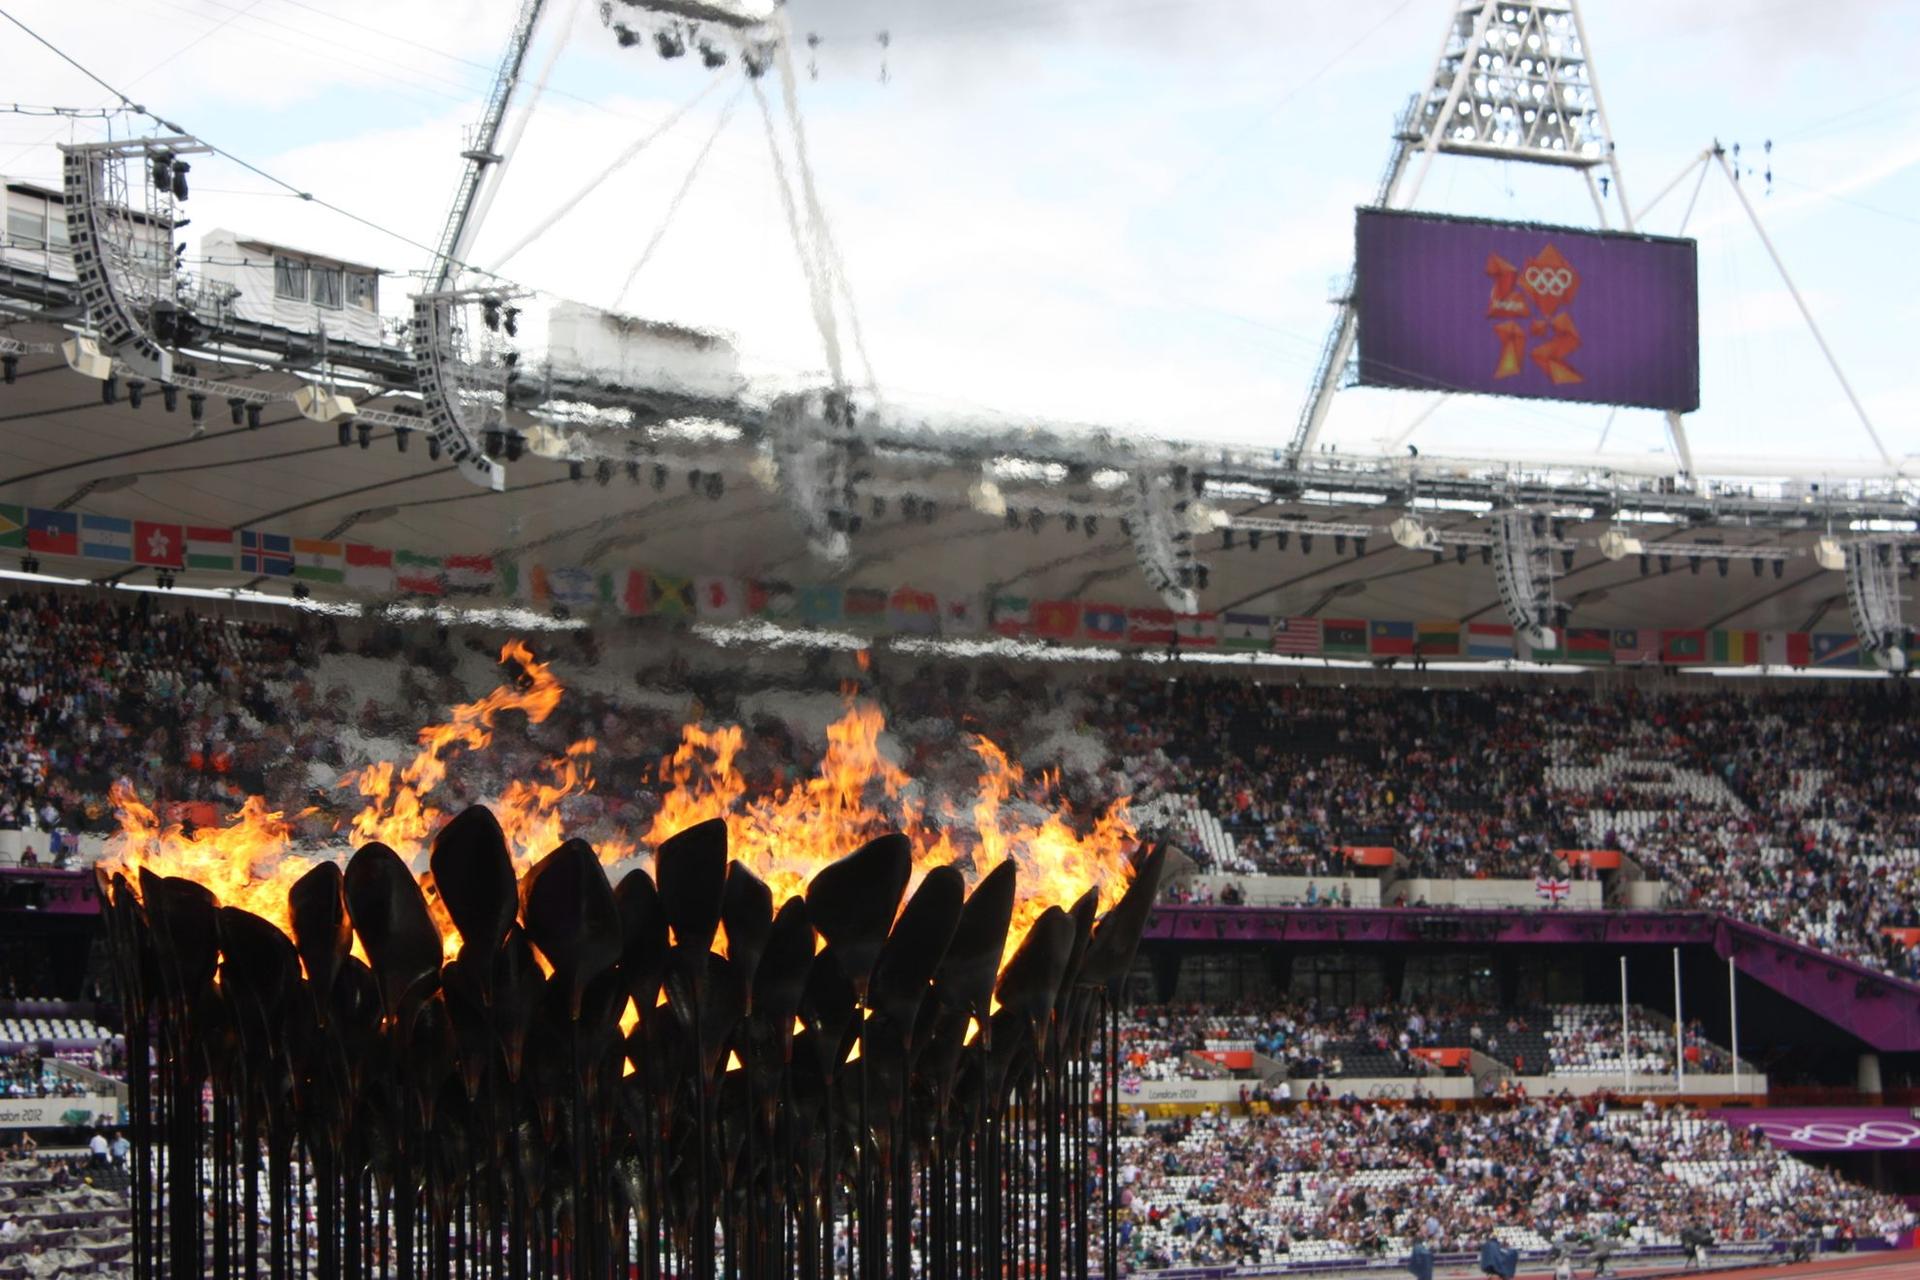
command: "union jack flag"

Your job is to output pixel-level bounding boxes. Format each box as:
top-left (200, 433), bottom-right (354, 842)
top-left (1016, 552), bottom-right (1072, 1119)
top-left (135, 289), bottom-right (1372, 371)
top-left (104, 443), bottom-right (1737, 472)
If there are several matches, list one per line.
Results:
top-left (1535, 876), bottom-right (1571, 903)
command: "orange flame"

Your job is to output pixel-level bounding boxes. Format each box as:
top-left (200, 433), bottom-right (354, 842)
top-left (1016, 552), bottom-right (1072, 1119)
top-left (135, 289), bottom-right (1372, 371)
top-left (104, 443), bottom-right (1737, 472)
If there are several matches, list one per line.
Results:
top-left (103, 643), bottom-right (1136, 970)
top-left (642, 702), bottom-right (1135, 960)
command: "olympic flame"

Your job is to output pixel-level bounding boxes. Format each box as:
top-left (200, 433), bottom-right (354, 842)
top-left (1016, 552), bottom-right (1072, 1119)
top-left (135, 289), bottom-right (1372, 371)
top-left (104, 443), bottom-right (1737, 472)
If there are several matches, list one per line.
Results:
top-left (103, 643), bottom-right (1136, 969)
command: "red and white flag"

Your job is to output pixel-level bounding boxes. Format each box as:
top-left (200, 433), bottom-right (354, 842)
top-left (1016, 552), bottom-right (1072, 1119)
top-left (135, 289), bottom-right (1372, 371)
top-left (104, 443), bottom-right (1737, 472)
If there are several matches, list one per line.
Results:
top-left (1534, 877), bottom-right (1571, 903)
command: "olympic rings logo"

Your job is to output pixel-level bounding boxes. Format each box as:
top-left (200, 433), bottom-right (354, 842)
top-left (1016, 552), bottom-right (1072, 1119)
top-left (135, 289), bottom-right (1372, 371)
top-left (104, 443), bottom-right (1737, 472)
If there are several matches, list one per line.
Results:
top-left (1745, 1119), bottom-right (1920, 1150)
top-left (1524, 266), bottom-right (1576, 297)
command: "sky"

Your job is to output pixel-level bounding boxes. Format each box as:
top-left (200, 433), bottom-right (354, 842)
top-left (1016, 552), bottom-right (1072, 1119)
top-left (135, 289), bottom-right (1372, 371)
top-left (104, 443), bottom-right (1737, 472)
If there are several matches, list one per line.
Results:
top-left (2, 0), bottom-right (1918, 476)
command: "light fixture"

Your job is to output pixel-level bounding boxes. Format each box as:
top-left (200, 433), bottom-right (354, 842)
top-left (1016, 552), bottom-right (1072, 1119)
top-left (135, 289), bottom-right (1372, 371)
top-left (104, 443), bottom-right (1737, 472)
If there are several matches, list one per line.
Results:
top-left (246, 404), bottom-right (262, 430)
top-left (1353, 536), bottom-right (1367, 558)
top-left (428, 436), bottom-right (442, 462)
top-left (1560, 549), bottom-right (1575, 572)
top-left (1, 355), bottom-right (16, 384)
top-left (294, 384), bottom-right (356, 424)
top-left (627, 460), bottom-right (642, 484)
top-left (337, 421), bottom-right (353, 447)
top-left (161, 384), bottom-right (178, 413)
top-left (1300, 534), bottom-right (1314, 555)
top-left (596, 460), bottom-right (613, 486)
top-left (653, 464), bottom-right (668, 492)
top-left (1596, 528), bottom-right (1643, 561)
top-left (228, 398), bottom-right (246, 426)
top-left (188, 393), bottom-right (205, 425)
top-left (1333, 534), bottom-right (1347, 556)
top-left (61, 334), bottom-right (113, 381)
top-left (505, 433), bottom-right (526, 463)
top-left (1814, 536), bottom-right (1846, 571)
top-left (704, 472), bottom-right (724, 501)
top-left (394, 426), bottom-right (411, 453)
top-left (1716, 557), bottom-right (1729, 577)
top-left (570, 460), bottom-right (585, 483)
top-left (101, 376), bottom-right (118, 405)
top-left (1274, 530), bottom-right (1289, 552)
top-left (1221, 529), bottom-right (1234, 551)
top-left (126, 380), bottom-right (146, 410)
top-left (1389, 515), bottom-right (1430, 551)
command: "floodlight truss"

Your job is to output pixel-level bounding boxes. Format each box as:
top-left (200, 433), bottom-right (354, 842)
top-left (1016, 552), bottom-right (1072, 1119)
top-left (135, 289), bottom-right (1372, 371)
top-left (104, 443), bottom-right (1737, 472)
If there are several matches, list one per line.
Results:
top-left (1843, 540), bottom-right (1911, 672)
top-left (1126, 472), bottom-right (1201, 614)
top-left (1418, 0), bottom-right (1607, 168)
top-left (1490, 509), bottom-right (1559, 649)
top-left (59, 136), bottom-right (210, 383)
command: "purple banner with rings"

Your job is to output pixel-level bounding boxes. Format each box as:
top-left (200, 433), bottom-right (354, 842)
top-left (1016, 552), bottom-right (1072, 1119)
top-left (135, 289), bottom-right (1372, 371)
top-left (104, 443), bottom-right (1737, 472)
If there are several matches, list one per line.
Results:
top-left (1710, 1108), bottom-right (1920, 1152)
top-left (1354, 207), bottom-right (1700, 413)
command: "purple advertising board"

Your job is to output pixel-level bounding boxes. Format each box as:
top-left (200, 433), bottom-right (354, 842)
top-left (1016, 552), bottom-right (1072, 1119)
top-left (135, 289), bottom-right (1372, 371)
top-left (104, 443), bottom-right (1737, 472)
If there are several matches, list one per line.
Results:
top-left (1355, 207), bottom-right (1700, 413)
top-left (1709, 1108), bottom-right (1920, 1153)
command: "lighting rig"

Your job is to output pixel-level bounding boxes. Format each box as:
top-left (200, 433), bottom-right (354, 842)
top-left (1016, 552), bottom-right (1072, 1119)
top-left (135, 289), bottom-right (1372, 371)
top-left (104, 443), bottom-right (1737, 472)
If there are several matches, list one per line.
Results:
top-left (1491, 509), bottom-right (1563, 652)
top-left (1843, 540), bottom-right (1912, 672)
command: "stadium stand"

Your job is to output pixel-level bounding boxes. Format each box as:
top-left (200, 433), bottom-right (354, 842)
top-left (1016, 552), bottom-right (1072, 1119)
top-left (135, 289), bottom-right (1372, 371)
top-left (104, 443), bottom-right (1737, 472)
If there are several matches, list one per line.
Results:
top-left (1114, 1099), bottom-right (1913, 1272)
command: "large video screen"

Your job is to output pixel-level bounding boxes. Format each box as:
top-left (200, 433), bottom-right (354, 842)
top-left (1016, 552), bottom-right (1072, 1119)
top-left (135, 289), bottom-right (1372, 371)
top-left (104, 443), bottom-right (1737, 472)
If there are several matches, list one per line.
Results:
top-left (1354, 207), bottom-right (1700, 413)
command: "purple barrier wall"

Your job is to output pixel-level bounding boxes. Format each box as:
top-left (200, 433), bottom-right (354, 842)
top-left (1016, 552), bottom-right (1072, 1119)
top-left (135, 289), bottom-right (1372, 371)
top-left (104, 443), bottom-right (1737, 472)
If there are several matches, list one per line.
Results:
top-left (0, 867), bottom-right (101, 915)
top-left (1143, 906), bottom-right (1920, 1051)
top-left (1708, 1108), bottom-right (1920, 1152)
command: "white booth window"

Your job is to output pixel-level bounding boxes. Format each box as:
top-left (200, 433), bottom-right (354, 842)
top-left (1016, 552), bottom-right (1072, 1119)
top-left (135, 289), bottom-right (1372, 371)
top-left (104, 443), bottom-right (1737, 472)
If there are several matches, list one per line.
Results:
top-left (274, 255), bottom-right (307, 301)
top-left (312, 266), bottom-right (343, 310)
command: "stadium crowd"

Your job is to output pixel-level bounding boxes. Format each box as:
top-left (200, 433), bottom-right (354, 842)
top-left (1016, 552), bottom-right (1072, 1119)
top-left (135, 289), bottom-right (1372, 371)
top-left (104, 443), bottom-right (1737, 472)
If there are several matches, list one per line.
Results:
top-left (4, 589), bottom-right (1920, 987)
top-left (1114, 1097), bottom-right (1911, 1272)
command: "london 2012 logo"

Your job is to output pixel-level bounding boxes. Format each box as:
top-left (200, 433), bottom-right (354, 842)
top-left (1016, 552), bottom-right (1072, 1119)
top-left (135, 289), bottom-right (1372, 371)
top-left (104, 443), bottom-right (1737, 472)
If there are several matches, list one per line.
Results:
top-left (1486, 244), bottom-right (1583, 385)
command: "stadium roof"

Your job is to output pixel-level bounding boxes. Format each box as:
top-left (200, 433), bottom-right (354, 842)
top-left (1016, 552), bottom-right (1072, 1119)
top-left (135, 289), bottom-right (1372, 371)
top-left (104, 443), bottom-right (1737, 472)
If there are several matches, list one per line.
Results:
top-left (0, 304), bottom-right (1911, 638)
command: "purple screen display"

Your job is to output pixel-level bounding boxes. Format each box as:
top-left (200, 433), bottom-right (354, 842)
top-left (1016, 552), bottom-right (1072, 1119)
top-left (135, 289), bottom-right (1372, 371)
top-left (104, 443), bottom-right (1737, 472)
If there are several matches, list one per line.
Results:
top-left (1355, 207), bottom-right (1700, 413)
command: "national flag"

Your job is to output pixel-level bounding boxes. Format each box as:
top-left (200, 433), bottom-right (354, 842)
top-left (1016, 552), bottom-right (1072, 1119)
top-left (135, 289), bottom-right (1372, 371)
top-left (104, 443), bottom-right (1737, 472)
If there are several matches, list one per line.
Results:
top-left (1566, 628), bottom-right (1612, 664)
top-left (1711, 629), bottom-right (1760, 665)
top-left (651, 574), bottom-right (696, 616)
top-left (183, 527), bottom-right (235, 571)
top-left (1082, 603), bottom-right (1128, 641)
top-left (618, 570), bottom-right (650, 617)
top-left (344, 544), bottom-right (394, 592)
top-left (1661, 629), bottom-right (1707, 665)
top-left (888, 587), bottom-right (940, 635)
top-left (1128, 608), bottom-right (1176, 646)
top-left (1612, 628), bottom-right (1657, 664)
top-left (1220, 611), bottom-right (1271, 652)
top-left (1523, 630), bottom-right (1564, 662)
top-left (696, 576), bottom-right (746, 621)
top-left (1270, 617), bottom-right (1321, 655)
top-left (1761, 631), bottom-right (1812, 667)
top-left (1535, 877), bottom-right (1571, 903)
top-left (1032, 600), bottom-right (1082, 640)
top-left (393, 549), bottom-right (443, 595)
top-left (133, 521), bottom-right (183, 569)
top-left (797, 585), bottom-right (842, 625)
top-left (1321, 618), bottom-right (1368, 657)
top-left (1175, 612), bottom-right (1219, 647)
top-left (0, 504), bottom-right (23, 549)
top-left (542, 566), bottom-right (600, 608)
top-left (241, 530), bottom-right (297, 577)
top-left (749, 580), bottom-right (797, 619)
top-left (1812, 633), bottom-right (1860, 669)
top-left (1368, 619), bottom-right (1414, 657)
top-left (1415, 620), bottom-right (1461, 657)
top-left (990, 596), bottom-right (1030, 637)
top-left (940, 594), bottom-right (983, 635)
top-left (80, 514), bottom-right (132, 562)
top-left (25, 509), bottom-right (77, 556)
top-left (291, 538), bottom-right (344, 584)
top-left (1466, 622), bottom-right (1514, 659)
top-left (443, 554), bottom-right (495, 595)
top-left (842, 587), bottom-right (888, 623)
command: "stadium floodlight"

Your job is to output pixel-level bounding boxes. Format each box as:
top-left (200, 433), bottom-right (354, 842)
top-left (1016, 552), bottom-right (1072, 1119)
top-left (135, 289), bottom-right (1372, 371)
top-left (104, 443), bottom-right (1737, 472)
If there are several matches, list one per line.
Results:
top-left (968, 478), bottom-right (1007, 518)
top-left (1596, 528), bottom-right (1644, 561)
top-left (1844, 540), bottom-right (1910, 673)
top-left (1389, 515), bottom-right (1435, 551)
top-left (1814, 536), bottom-right (1846, 571)
top-left (295, 384), bottom-right (357, 424)
top-left (61, 334), bottom-right (113, 381)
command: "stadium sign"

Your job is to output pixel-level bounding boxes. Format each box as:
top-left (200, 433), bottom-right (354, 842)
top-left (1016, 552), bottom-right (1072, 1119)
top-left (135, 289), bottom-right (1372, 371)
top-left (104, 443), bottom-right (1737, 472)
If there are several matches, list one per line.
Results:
top-left (1355, 208), bottom-right (1700, 413)
top-left (1710, 1107), bottom-right (1920, 1151)
top-left (0, 1094), bottom-right (118, 1129)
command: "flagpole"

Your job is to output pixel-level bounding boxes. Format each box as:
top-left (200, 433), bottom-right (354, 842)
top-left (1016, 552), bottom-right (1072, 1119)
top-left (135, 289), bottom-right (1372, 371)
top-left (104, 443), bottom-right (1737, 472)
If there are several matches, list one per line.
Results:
top-left (1674, 946), bottom-right (1685, 1093)
top-left (1729, 953), bottom-right (1741, 1094)
top-left (1620, 956), bottom-right (1631, 1095)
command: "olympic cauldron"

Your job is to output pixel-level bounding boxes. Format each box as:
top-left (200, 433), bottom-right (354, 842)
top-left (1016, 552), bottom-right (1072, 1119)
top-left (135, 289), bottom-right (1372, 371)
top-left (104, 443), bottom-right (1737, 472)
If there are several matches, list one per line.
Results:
top-left (97, 762), bottom-right (1162, 1280)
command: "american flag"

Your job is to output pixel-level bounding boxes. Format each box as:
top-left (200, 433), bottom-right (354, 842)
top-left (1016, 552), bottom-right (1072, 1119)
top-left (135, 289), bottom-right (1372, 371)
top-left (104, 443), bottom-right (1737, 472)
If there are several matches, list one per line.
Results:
top-left (1270, 617), bottom-right (1321, 655)
top-left (1535, 876), bottom-right (1571, 903)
